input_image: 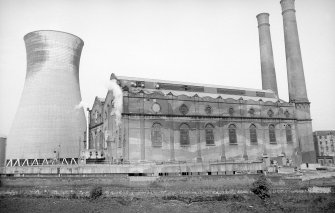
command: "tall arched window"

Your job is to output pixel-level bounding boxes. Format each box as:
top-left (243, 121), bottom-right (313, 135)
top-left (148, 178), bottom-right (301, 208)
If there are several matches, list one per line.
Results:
top-left (94, 111), bottom-right (98, 123)
top-left (269, 124), bottom-right (276, 143)
top-left (286, 124), bottom-right (293, 143)
top-left (229, 124), bottom-right (237, 144)
top-left (89, 133), bottom-right (94, 149)
top-left (93, 130), bottom-right (98, 149)
top-left (180, 123), bottom-right (190, 146)
top-left (98, 130), bottom-right (104, 149)
top-left (205, 123), bottom-right (215, 145)
top-left (151, 123), bottom-right (162, 147)
top-left (249, 124), bottom-right (258, 144)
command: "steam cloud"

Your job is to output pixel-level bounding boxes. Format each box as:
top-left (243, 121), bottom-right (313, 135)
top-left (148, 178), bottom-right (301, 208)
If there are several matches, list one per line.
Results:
top-left (107, 79), bottom-right (123, 126)
top-left (75, 100), bottom-right (88, 109)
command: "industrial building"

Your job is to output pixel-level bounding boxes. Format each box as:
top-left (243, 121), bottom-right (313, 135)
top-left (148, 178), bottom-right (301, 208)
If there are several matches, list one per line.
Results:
top-left (3, 0), bottom-right (315, 173)
top-left (87, 0), bottom-right (315, 167)
top-left (314, 131), bottom-right (335, 165)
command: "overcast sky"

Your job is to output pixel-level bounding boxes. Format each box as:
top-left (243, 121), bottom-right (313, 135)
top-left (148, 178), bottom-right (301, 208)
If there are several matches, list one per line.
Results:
top-left (0, 0), bottom-right (334, 136)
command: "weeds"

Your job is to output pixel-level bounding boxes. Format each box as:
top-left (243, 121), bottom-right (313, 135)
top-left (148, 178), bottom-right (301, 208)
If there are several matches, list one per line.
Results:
top-left (331, 186), bottom-right (335, 194)
top-left (250, 174), bottom-right (271, 201)
top-left (69, 193), bottom-right (78, 199)
top-left (162, 194), bottom-right (245, 204)
top-left (90, 186), bottom-right (103, 199)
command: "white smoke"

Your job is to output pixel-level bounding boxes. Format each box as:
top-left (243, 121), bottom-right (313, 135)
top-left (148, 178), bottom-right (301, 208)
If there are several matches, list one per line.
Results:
top-left (106, 79), bottom-right (123, 126)
top-left (104, 130), bottom-right (110, 141)
top-left (75, 100), bottom-right (88, 109)
top-left (75, 100), bottom-right (89, 145)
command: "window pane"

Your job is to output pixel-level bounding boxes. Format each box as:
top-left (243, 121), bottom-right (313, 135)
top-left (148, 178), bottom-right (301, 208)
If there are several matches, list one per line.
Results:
top-left (205, 125), bottom-right (214, 145)
top-left (286, 125), bottom-right (292, 143)
top-left (250, 125), bottom-right (257, 143)
top-left (152, 123), bottom-right (162, 146)
top-left (180, 124), bottom-right (190, 145)
top-left (269, 125), bottom-right (276, 143)
top-left (229, 124), bottom-right (237, 144)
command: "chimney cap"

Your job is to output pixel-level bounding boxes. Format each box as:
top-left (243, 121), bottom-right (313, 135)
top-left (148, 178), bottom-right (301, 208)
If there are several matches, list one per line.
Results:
top-left (256, 13), bottom-right (270, 27)
top-left (256, 13), bottom-right (269, 19)
top-left (280, 0), bottom-right (296, 14)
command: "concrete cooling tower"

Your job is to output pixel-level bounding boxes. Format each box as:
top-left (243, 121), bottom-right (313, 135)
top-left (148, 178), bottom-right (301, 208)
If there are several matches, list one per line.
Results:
top-left (6, 30), bottom-right (86, 162)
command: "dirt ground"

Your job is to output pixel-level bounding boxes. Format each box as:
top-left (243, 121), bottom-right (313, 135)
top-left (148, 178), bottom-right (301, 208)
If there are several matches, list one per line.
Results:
top-left (1, 193), bottom-right (335, 213)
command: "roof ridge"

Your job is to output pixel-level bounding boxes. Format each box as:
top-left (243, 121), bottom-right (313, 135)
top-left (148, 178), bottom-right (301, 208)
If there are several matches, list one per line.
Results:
top-left (117, 75), bottom-right (274, 94)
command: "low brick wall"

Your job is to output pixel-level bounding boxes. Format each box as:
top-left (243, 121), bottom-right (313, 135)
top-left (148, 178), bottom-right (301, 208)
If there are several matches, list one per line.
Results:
top-left (0, 175), bottom-right (130, 187)
top-left (0, 173), bottom-right (299, 189)
top-left (2, 172), bottom-right (334, 199)
top-left (2, 161), bottom-right (265, 175)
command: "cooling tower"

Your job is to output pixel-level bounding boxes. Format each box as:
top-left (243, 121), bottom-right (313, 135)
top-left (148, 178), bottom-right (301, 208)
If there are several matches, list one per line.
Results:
top-left (6, 30), bottom-right (86, 160)
top-left (0, 137), bottom-right (6, 167)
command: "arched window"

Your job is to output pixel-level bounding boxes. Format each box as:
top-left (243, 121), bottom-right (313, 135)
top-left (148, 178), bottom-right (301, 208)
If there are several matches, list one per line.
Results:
top-left (94, 130), bottom-right (99, 149)
top-left (205, 124), bottom-right (215, 145)
top-left (94, 111), bottom-right (98, 123)
top-left (89, 133), bottom-right (94, 149)
top-left (228, 124), bottom-right (237, 144)
top-left (180, 123), bottom-right (190, 146)
top-left (93, 130), bottom-right (98, 149)
top-left (99, 130), bottom-right (104, 149)
top-left (152, 123), bottom-right (162, 147)
top-left (286, 124), bottom-right (293, 143)
top-left (269, 124), bottom-right (276, 143)
top-left (249, 124), bottom-right (258, 144)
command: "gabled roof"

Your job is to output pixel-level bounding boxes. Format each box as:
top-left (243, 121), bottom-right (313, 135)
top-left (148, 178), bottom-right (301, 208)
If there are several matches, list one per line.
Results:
top-left (90, 96), bottom-right (105, 110)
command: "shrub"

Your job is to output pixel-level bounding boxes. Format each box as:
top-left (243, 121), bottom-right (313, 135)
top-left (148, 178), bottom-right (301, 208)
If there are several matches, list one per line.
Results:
top-left (215, 194), bottom-right (229, 201)
top-left (69, 193), bottom-right (78, 199)
top-left (330, 186), bottom-right (335, 194)
top-left (250, 174), bottom-right (271, 200)
top-left (90, 186), bottom-right (103, 199)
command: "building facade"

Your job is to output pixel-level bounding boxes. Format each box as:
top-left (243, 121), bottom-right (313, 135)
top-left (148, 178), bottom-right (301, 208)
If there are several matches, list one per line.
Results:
top-left (87, 0), bottom-right (316, 166)
top-left (89, 74), bottom-right (301, 166)
top-left (314, 131), bottom-right (335, 165)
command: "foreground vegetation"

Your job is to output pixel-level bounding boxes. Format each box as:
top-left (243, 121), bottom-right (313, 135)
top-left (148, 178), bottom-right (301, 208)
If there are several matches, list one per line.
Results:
top-left (1, 192), bottom-right (335, 213)
top-left (1, 175), bottom-right (335, 212)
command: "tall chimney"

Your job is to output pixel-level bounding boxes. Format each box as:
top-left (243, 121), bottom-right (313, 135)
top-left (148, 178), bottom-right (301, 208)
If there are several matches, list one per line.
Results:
top-left (280, 0), bottom-right (308, 103)
top-left (280, 0), bottom-right (316, 163)
top-left (256, 13), bottom-right (278, 96)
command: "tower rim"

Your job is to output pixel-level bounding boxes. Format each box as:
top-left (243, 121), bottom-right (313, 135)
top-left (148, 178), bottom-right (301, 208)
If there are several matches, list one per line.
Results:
top-left (23, 30), bottom-right (84, 46)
